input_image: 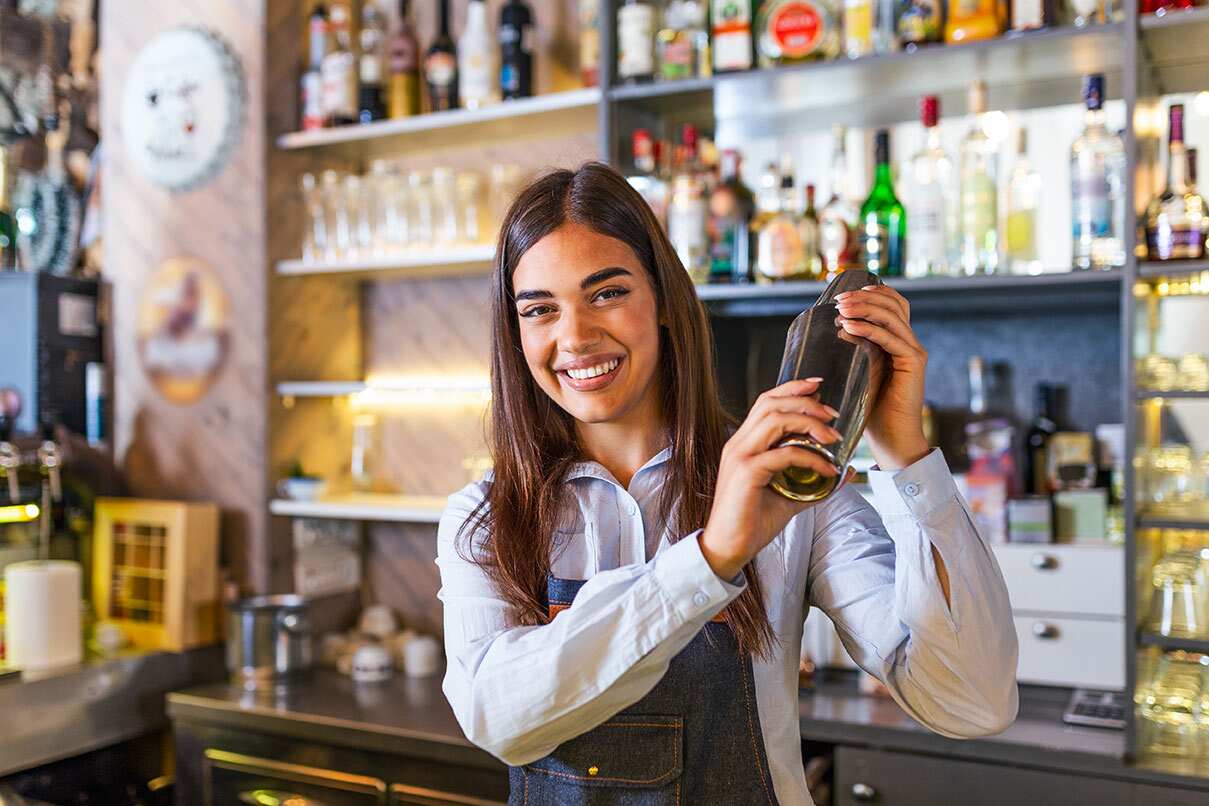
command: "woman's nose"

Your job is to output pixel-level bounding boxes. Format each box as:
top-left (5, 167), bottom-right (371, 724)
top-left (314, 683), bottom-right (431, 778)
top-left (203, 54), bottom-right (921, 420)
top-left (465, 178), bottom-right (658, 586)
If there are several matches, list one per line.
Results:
top-left (555, 306), bottom-right (600, 352)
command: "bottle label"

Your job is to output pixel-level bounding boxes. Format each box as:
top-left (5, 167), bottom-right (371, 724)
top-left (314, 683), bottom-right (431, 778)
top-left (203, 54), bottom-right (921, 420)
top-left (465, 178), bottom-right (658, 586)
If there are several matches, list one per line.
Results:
top-left (669, 197), bottom-right (709, 264)
top-left (321, 51), bottom-right (357, 118)
top-left (618, 4), bottom-right (656, 77)
top-left (844, 0), bottom-right (872, 54)
top-left (301, 71), bottom-right (324, 130)
top-left (461, 51), bottom-right (494, 103)
top-left (768, 1), bottom-right (825, 58)
top-left (1072, 171), bottom-right (1111, 238)
top-left (1148, 228), bottom-right (1207, 260)
top-left (757, 217), bottom-right (806, 277)
top-left (819, 209), bottom-right (853, 270)
top-left (360, 53), bottom-right (383, 84)
top-left (1012, 0), bottom-right (1043, 28)
top-left (713, 0), bottom-right (753, 70)
top-left (426, 52), bottom-right (456, 87)
top-left (907, 189), bottom-right (945, 265)
top-left (961, 173), bottom-right (997, 245)
top-left (897, 0), bottom-right (942, 42)
top-left (388, 74), bottom-right (420, 118)
top-left (659, 35), bottom-right (695, 80)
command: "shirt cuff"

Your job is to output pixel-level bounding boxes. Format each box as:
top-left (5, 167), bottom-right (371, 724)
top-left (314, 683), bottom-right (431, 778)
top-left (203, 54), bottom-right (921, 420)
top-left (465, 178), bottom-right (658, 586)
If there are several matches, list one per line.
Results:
top-left (650, 529), bottom-right (746, 622)
top-left (867, 447), bottom-right (959, 521)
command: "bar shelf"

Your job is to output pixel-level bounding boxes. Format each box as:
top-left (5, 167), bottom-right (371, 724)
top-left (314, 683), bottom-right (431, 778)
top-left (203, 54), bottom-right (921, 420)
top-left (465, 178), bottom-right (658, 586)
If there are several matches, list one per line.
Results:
top-left (1138, 260), bottom-right (1209, 279)
top-left (1138, 633), bottom-right (1209, 654)
top-left (269, 493), bottom-right (448, 524)
top-left (276, 246), bottom-right (496, 279)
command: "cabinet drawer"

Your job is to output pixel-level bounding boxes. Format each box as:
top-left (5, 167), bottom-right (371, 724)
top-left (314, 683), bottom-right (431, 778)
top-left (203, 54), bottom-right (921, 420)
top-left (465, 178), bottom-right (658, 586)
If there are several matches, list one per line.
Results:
top-left (1014, 615), bottom-right (1124, 690)
top-left (203, 748), bottom-right (386, 806)
top-left (993, 544), bottom-right (1123, 617)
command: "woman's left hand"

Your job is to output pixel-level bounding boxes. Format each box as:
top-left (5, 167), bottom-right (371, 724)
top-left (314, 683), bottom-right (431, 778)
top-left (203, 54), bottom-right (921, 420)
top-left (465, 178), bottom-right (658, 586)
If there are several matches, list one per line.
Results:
top-left (834, 283), bottom-right (931, 471)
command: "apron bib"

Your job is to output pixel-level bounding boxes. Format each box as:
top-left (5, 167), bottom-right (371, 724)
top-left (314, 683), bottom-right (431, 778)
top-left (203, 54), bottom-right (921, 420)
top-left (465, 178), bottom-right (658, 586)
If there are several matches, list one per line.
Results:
top-left (507, 575), bottom-right (781, 805)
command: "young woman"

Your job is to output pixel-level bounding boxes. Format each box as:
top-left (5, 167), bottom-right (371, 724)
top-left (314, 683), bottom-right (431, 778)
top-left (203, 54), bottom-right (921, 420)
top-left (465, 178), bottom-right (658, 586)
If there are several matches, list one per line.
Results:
top-left (437, 163), bottom-right (1017, 805)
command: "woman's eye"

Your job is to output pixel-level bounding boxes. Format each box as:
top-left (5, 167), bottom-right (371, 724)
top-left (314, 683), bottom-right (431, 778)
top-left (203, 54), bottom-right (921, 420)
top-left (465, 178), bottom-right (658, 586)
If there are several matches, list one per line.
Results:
top-left (520, 305), bottom-right (554, 319)
top-left (594, 287), bottom-right (630, 303)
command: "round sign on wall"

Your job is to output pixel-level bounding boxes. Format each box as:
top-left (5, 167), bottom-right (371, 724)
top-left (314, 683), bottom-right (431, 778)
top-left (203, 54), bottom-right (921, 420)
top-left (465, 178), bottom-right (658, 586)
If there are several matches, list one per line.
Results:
top-left (120, 26), bottom-right (245, 192)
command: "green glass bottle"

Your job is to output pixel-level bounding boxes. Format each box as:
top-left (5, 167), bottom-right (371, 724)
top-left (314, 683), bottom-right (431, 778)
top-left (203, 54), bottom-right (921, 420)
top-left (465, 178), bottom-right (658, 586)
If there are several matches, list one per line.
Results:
top-left (859, 129), bottom-right (906, 276)
top-left (0, 145), bottom-right (15, 270)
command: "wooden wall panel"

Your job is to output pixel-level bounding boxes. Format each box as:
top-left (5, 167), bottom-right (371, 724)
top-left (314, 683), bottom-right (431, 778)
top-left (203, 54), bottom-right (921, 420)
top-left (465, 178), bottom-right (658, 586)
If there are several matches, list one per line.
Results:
top-left (101, 0), bottom-right (271, 593)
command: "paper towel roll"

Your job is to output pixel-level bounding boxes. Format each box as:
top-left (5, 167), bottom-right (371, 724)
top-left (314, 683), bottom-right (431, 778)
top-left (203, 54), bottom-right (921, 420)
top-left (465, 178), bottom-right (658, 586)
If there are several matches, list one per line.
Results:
top-left (4, 560), bottom-right (83, 670)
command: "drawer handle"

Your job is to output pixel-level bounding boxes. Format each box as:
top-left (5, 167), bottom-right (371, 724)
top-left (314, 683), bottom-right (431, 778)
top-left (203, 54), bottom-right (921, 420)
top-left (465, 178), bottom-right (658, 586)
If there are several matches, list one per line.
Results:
top-left (852, 782), bottom-right (878, 801)
top-left (239, 790), bottom-right (320, 805)
top-left (1031, 554), bottom-right (1058, 570)
top-left (1032, 622), bottom-right (1060, 640)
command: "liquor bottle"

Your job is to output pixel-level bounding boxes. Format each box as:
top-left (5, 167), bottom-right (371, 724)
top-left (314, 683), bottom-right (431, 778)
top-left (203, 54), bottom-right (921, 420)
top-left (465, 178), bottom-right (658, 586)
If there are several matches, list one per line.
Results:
top-left (0, 145), bottom-right (14, 270)
top-left (580, 0), bottom-right (601, 86)
top-left (617, 0), bottom-right (656, 84)
top-left (844, 0), bottom-right (873, 57)
top-left (958, 81), bottom-right (999, 275)
top-left (1011, 0), bottom-right (1054, 31)
top-left (755, 163), bottom-right (810, 282)
top-left (359, 1), bottom-right (388, 123)
top-left (460, 0), bottom-right (497, 109)
top-left (709, 149), bottom-right (755, 282)
top-left (320, 3), bottom-right (358, 126)
top-left (301, 4), bottom-right (328, 130)
top-left (500, 0), bottom-right (535, 100)
top-left (668, 126), bottom-right (710, 283)
top-left (859, 130), bottom-right (906, 276)
top-left (756, 0), bottom-right (840, 67)
top-left (820, 127), bottom-right (858, 275)
top-left (1141, 0), bottom-right (1193, 14)
top-left (628, 129), bottom-right (670, 226)
top-left (1025, 384), bottom-right (1065, 495)
top-left (1071, 74), bottom-right (1126, 269)
top-left (387, 0), bottom-right (421, 118)
top-left (801, 184), bottom-right (824, 279)
top-left (945, 0), bottom-right (1001, 43)
top-left (426, 0), bottom-right (459, 111)
top-left (897, 0), bottom-right (942, 48)
top-left (905, 95), bottom-right (953, 278)
top-left (752, 160), bottom-right (782, 237)
top-left (872, 0), bottom-right (901, 53)
top-left (1005, 128), bottom-right (1042, 275)
top-left (658, 0), bottom-right (710, 81)
top-left (1145, 104), bottom-right (1209, 261)
top-left (712, 0), bottom-right (754, 72)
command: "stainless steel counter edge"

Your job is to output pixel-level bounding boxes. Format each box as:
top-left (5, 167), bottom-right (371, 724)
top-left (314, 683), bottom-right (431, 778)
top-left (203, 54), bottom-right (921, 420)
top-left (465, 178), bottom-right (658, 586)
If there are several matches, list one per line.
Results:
top-left (1, 646), bottom-right (226, 776)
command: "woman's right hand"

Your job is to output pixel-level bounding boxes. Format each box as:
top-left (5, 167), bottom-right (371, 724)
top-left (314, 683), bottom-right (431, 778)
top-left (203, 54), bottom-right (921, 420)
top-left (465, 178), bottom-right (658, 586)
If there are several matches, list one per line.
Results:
top-left (699, 378), bottom-right (846, 581)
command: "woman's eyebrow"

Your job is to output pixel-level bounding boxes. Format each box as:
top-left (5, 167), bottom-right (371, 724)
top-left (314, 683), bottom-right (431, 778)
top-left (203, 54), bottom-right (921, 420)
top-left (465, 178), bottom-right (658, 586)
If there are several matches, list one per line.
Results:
top-left (514, 267), bottom-right (633, 302)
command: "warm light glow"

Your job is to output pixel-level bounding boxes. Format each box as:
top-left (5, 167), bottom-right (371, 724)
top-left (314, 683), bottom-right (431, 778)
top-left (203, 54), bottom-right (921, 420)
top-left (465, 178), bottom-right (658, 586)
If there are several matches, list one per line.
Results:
top-left (1195, 92), bottom-right (1209, 118)
top-left (981, 111), bottom-right (1010, 143)
top-left (351, 374), bottom-right (491, 410)
top-left (0, 503), bottom-right (40, 524)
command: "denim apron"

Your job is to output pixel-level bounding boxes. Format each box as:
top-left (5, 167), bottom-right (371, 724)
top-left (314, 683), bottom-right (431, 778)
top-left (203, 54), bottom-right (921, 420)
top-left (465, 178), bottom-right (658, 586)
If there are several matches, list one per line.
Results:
top-left (507, 575), bottom-right (782, 805)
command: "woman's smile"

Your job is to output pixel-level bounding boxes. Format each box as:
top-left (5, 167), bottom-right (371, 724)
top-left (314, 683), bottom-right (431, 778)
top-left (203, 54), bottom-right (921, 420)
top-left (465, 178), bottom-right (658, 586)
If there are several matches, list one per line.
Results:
top-left (556, 355), bottom-right (625, 392)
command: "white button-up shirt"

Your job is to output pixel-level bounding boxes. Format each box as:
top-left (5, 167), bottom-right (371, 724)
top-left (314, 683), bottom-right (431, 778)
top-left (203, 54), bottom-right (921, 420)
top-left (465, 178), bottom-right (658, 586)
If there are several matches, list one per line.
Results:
top-left (436, 447), bottom-right (1019, 805)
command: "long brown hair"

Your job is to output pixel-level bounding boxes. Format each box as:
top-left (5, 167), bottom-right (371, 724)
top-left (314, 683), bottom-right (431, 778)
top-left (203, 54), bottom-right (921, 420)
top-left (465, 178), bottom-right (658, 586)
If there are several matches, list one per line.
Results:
top-left (459, 162), bottom-right (775, 658)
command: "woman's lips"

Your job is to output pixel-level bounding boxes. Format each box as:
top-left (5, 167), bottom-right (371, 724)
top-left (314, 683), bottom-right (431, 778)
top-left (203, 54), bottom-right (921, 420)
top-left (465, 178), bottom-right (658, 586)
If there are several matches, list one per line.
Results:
top-left (557, 357), bottom-right (624, 392)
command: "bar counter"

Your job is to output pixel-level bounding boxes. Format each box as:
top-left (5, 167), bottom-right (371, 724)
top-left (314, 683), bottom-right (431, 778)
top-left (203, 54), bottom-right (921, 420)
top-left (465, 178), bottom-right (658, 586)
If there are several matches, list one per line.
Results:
top-left (166, 668), bottom-right (1209, 800)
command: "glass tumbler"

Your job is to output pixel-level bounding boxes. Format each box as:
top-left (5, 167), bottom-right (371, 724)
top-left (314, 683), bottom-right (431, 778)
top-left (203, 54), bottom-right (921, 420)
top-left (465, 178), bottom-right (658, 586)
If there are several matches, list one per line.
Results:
top-left (1141, 354), bottom-right (1180, 391)
top-left (322, 170), bottom-right (352, 261)
top-left (1147, 445), bottom-right (1196, 508)
top-left (300, 172), bottom-right (327, 264)
top-left (1178, 353), bottom-right (1209, 392)
top-left (1147, 552), bottom-right (1205, 638)
top-left (1138, 651), bottom-right (1207, 760)
top-left (488, 163), bottom-right (523, 235)
top-left (431, 167), bottom-right (459, 245)
top-left (456, 172), bottom-right (483, 244)
top-left (344, 174), bottom-right (373, 259)
top-left (407, 171), bottom-right (433, 249)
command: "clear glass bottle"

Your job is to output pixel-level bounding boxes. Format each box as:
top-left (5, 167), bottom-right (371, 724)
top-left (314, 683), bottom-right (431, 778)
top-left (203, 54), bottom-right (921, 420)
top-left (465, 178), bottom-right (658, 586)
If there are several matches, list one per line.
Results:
top-left (618, 0), bottom-right (657, 84)
top-left (905, 95), bottom-right (953, 278)
top-left (459, 0), bottom-right (497, 110)
top-left (1006, 128), bottom-right (1042, 275)
top-left (819, 127), bottom-right (858, 275)
top-left (1071, 74), bottom-right (1126, 270)
top-left (959, 80), bottom-right (1000, 275)
top-left (301, 4), bottom-right (328, 130)
top-left (755, 165), bottom-right (810, 283)
top-left (658, 0), bottom-right (710, 81)
top-left (708, 149), bottom-right (755, 283)
top-left (627, 129), bottom-right (670, 227)
top-left (872, 0), bottom-right (901, 53)
top-left (667, 126), bottom-right (709, 282)
top-left (320, 3), bottom-right (358, 126)
top-left (1146, 104), bottom-right (1209, 261)
top-left (801, 184), bottom-right (824, 279)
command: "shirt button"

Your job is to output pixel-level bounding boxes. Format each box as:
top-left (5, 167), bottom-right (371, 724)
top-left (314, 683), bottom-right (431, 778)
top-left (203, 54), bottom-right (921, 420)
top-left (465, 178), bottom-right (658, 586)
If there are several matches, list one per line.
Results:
top-left (692, 591), bottom-right (710, 607)
top-left (903, 482), bottom-right (920, 497)
top-left (625, 502), bottom-right (638, 516)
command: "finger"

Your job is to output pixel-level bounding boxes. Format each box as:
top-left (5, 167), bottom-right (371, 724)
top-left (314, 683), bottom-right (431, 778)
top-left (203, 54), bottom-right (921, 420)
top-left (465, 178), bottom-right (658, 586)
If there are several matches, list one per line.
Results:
top-left (737, 411), bottom-right (842, 458)
top-left (761, 377), bottom-right (824, 400)
top-left (837, 317), bottom-right (923, 363)
top-left (833, 300), bottom-right (921, 350)
top-left (837, 285), bottom-right (909, 322)
top-left (747, 444), bottom-right (840, 485)
top-left (761, 395), bottom-right (840, 422)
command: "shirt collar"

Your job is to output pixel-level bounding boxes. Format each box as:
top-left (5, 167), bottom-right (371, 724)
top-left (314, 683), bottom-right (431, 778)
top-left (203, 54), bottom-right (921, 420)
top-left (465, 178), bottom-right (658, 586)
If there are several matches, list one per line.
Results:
top-left (565, 444), bottom-right (673, 486)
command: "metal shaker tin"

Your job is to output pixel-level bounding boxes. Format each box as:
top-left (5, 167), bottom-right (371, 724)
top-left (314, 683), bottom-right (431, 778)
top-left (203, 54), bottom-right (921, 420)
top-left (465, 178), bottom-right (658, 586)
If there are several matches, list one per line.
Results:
top-left (769, 270), bottom-right (890, 502)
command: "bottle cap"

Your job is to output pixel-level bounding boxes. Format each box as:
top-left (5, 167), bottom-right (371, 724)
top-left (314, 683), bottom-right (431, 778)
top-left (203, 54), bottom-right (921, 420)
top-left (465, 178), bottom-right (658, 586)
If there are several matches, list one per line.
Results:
top-left (632, 128), bottom-right (652, 157)
top-left (1082, 74), bottom-right (1104, 112)
top-left (875, 129), bottom-right (890, 163)
top-left (921, 95), bottom-right (939, 128)
top-left (1170, 104), bottom-right (1185, 144)
top-left (681, 123), bottom-right (698, 149)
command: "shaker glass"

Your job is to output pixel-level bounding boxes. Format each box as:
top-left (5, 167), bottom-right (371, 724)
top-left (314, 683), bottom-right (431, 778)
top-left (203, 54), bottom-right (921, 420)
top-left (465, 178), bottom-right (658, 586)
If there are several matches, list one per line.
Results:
top-left (769, 270), bottom-right (889, 502)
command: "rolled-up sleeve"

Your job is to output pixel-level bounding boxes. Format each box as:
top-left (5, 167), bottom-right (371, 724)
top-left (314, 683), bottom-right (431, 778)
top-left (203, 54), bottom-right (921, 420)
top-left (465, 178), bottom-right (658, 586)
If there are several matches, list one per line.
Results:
top-left (436, 481), bottom-right (745, 765)
top-left (805, 448), bottom-right (1019, 738)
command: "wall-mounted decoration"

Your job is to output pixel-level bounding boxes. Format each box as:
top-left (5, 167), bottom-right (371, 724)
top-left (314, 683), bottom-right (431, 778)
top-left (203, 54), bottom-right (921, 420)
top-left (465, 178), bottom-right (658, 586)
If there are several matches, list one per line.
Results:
top-left (119, 25), bottom-right (244, 192)
top-left (137, 256), bottom-right (230, 404)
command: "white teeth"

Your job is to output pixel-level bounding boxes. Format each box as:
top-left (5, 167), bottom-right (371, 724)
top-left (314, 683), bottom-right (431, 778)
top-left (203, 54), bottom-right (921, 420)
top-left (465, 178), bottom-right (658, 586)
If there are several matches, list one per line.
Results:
top-left (566, 359), bottom-right (619, 381)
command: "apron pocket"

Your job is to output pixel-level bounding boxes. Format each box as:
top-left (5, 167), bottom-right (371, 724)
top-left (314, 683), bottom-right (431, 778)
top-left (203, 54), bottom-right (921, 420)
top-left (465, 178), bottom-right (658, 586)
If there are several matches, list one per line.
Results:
top-left (521, 714), bottom-right (683, 804)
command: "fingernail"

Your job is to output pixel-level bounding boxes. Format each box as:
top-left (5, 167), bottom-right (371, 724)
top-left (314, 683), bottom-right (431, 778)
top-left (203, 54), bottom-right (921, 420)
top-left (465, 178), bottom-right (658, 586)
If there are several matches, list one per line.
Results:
top-left (862, 285), bottom-right (877, 290)
top-left (835, 292), bottom-right (849, 299)
top-left (823, 405), bottom-right (840, 418)
top-left (804, 376), bottom-right (823, 383)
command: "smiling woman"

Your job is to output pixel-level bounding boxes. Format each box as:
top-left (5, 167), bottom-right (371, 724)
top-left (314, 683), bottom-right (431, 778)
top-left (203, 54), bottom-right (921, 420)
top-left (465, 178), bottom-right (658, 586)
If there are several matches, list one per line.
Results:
top-left (435, 162), bottom-right (1019, 806)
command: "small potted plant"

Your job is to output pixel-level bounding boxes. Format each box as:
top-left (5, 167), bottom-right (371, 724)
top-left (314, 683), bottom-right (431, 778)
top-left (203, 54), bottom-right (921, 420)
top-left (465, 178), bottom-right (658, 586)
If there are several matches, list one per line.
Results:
top-left (277, 461), bottom-right (326, 502)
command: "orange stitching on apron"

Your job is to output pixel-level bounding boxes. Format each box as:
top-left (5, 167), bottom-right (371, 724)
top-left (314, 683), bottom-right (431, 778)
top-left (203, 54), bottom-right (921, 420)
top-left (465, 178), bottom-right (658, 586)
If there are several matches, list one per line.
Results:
top-left (739, 652), bottom-right (776, 805)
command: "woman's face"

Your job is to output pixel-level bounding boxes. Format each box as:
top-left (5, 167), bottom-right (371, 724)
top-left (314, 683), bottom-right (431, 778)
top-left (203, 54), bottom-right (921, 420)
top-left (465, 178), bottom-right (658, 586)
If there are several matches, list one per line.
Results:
top-left (512, 222), bottom-right (663, 427)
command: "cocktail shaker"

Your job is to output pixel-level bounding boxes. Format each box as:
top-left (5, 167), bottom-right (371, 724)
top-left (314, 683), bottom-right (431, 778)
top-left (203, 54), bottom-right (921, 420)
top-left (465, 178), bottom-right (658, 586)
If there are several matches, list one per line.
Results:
top-left (770, 270), bottom-right (889, 502)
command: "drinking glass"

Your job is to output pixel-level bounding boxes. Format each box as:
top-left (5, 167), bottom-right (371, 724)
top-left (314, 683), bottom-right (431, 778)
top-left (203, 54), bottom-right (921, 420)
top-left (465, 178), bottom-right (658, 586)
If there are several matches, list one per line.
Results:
top-left (456, 172), bottom-right (484, 244)
top-left (407, 171), bottom-right (433, 248)
top-left (431, 167), bottom-right (459, 245)
top-left (380, 162), bottom-right (409, 255)
top-left (345, 174), bottom-right (373, 259)
top-left (488, 163), bottom-right (523, 235)
top-left (1141, 354), bottom-right (1180, 391)
top-left (322, 170), bottom-right (352, 261)
top-left (1147, 552), bottom-right (1205, 638)
top-left (1138, 651), bottom-right (1207, 759)
top-left (1178, 353), bottom-right (1209, 392)
top-left (1146, 445), bottom-right (1196, 507)
top-left (300, 172), bottom-right (327, 264)
top-left (366, 160), bottom-right (393, 258)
